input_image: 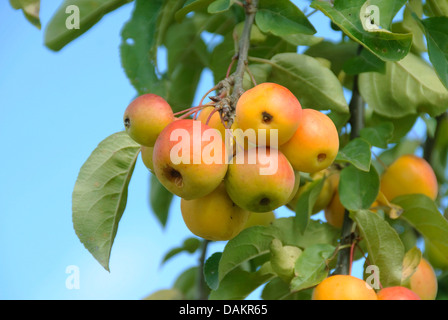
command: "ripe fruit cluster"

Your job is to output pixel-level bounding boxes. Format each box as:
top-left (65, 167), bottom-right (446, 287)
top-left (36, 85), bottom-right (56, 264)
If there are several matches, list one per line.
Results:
top-left (123, 82), bottom-right (339, 241)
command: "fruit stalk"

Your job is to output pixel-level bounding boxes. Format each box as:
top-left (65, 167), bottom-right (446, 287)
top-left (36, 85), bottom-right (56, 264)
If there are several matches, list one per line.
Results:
top-left (197, 239), bottom-right (210, 300)
top-left (333, 45), bottom-right (365, 276)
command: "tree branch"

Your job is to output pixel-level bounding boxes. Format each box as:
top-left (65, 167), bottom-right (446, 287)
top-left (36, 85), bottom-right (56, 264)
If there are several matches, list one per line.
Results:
top-left (197, 239), bottom-right (210, 300)
top-left (333, 46), bottom-right (365, 275)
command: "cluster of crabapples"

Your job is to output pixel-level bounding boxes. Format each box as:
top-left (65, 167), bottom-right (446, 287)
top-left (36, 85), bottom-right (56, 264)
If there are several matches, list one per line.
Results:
top-left (123, 82), bottom-right (440, 300)
top-left (123, 82), bottom-right (339, 241)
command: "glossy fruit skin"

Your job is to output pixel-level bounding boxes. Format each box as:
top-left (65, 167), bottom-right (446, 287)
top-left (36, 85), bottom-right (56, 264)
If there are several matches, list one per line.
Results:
top-left (141, 146), bottom-right (154, 172)
top-left (377, 286), bottom-right (421, 300)
top-left (324, 190), bottom-right (345, 228)
top-left (123, 94), bottom-right (174, 147)
top-left (409, 258), bottom-right (438, 300)
top-left (380, 154), bottom-right (438, 202)
top-left (312, 275), bottom-right (378, 300)
top-left (225, 147), bottom-right (296, 213)
top-left (235, 82), bottom-right (302, 147)
top-left (243, 211), bottom-right (276, 229)
top-left (152, 119), bottom-right (228, 200)
top-left (180, 183), bottom-right (250, 241)
top-left (280, 109), bottom-right (339, 174)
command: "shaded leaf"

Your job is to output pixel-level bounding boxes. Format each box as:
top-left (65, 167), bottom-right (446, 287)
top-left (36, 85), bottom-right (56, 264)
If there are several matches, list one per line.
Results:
top-left (419, 17), bottom-right (448, 90)
top-left (360, 122), bottom-right (394, 149)
top-left (359, 53), bottom-right (448, 118)
top-left (335, 137), bottom-right (372, 171)
top-left (351, 210), bottom-right (405, 287)
top-left (294, 177), bottom-right (325, 234)
top-left (161, 237), bottom-right (201, 265)
top-left (394, 194), bottom-right (448, 263)
top-left (204, 252), bottom-right (222, 291)
top-left (290, 244), bottom-right (335, 292)
top-left (265, 53), bottom-right (349, 113)
top-left (72, 131), bottom-right (141, 271)
top-left (339, 165), bottom-right (379, 211)
top-left (401, 246), bottom-right (422, 283)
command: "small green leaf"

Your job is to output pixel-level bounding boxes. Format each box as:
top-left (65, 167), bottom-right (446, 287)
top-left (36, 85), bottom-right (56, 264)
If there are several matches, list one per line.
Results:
top-left (10, 0), bottom-right (41, 29)
top-left (424, 0), bottom-right (448, 18)
top-left (265, 53), bottom-right (349, 113)
top-left (207, 0), bottom-right (234, 13)
top-left (393, 194), bottom-right (448, 262)
top-left (290, 244), bottom-right (335, 292)
top-left (204, 252), bottom-right (222, 291)
top-left (262, 278), bottom-right (313, 300)
top-left (311, 0), bottom-right (412, 62)
top-left (161, 237), bottom-right (201, 265)
top-left (150, 175), bottom-right (173, 227)
top-left (335, 138), bottom-right (372, 171)
top-left (419, 16), bottom-right (448, 90)
top-left (173, 266), bottom-right (201, 300)
top-left (72, 132), bottom-right (141, 271)
top-left (294, 177), bottom-right (325, 234)
top-left (360, 122), bottom-right (394, 149)
top-left (209, 265), bottom-right (275, 300)
top-left (351, 210), bottom-right (405, 287)
top-left (45, 0), bottom-right (132, 51)
top-left (339, 165), bottom-right (379, 211)
top-left (256, 0), bottom-right (316, 37)
top-left (218, 218), bottom-right (339, 284)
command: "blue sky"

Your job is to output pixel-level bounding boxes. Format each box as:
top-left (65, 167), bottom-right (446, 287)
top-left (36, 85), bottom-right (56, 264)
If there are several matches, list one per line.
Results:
top-left (0, 1), bottom-right (418, 300)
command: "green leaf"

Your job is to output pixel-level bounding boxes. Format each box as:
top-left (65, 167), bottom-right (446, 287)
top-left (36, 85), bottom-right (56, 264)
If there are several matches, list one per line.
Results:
top-left (262, 278), bottom-right (313, 300)
top-left (120, 0), bottom-right (167, 96)
top-left (161, 237), bottom-right (201, 265)
top-left (311, 0), bottom-right (412, 62)
top-left (365, 111), bottom-right (417, 143)
top-left (204, 252), bottom-right (222, 291)
top-left (294, 177), bottom-right (325, 234)
top-left (342, 48), bottom-right (386, 75)
top-left (339, 165), bottom-right (379, 211)
top-left (208, 0), bottom-right (235, 13)
top-left (399, 0), bottom-right (426, 54)
top-left (305, 40), bottom-right (359, 78)
top-left (218, 218), bottom-right (339, 283)
top-left (10, 0), bottom-right (41, 29)
top-left (72, 132), bottom-right (141, 271)
top-left (173, 266), bottom-right (201, 300)
top-left (175, 0), bottom-right (214, 22)
top-left (45, 0), bottom-right (132, 51)
top-left (264, 53), bottom-right (349, 113)
top-left (290, 244), bottom-right (335, 292)
top-left (351, 210), bottom-right (405, 287)
top-left (419, 17), bottom-right (448, 90)
top-left (359, 53), bottom-right (448, 118)
top-left (424, 0), bottom-right (448, 17)
top-left (256, 0), bottom-right (316, 37)
top-left (163, 17), bottom-right (209, 112)
top-left (359, 122), bottom-right (394, 149)
top-left (209, 265), bottom-right (275, 300)
top-left (150, 174), bottom-right (173, 227)
top-left (393, 194), bottom-right (448, 263)
top-left (335, 138), bottom-right (372, 171)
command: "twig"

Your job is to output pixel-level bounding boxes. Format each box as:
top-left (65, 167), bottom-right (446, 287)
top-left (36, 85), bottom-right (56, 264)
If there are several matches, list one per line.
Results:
top-left (333, 45), bottom-right (365, 276)
top-left (197, 240), bottom-right (210, 300)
